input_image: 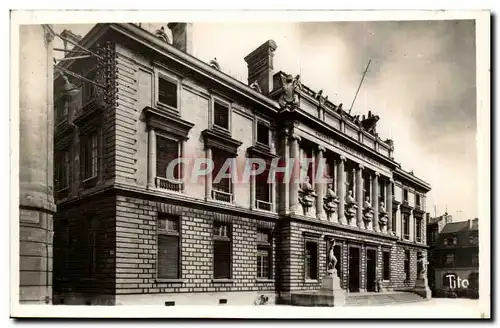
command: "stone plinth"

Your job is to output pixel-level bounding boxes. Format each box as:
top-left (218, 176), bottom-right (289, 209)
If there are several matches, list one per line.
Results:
top-left (290, 272), bottom-right (346, 307)
top-left (413, 276), bottom-right (432, 299)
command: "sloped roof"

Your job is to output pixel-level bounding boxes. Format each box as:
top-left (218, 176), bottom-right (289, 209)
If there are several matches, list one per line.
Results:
top-left (441, 221), bottom-right (476, 234)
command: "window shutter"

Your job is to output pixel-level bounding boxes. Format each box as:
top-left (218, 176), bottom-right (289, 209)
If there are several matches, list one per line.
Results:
top-left (214, 239), bottom-right (230, 279)
top-left (158, 234), bottom-right (179, 279)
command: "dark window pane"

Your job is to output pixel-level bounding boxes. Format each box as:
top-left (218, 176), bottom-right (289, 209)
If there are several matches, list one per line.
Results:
top-left (305, 241), bottom-right (318, 280)
top-left (158, 77), bottom-right (177, 109)
top-left (256, 168), bottom-right (270, 203)
top-left (158, 234), bottom-right (180, 279)
top-left (156, 136), bottom-right (179, 179)
top-left (214, 102), bottom-right (229, 130)
top-left (257, 123), bottom-right (269, 146)
top-left (212, 150), bottom-right (231, 193)
top-left (257, 247), bottom-right (270, 279)
top-left (383, 251), bottom-right (390, 280)
top-left (214, 240), bottom-right (231, 279)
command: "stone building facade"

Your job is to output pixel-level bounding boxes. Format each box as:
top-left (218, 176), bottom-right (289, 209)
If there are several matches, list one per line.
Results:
top-left (19, 24), bottom-right (56, 304)
top-left (52, 23), bottom-right (431, 305)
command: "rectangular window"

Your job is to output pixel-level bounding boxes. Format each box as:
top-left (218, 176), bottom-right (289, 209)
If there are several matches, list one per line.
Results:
top-left (363, 174), bottom-right (371, 200)
top-left (212, 150), bottom-right (233, 202)
top-left (445, 253), bottom-right (455, 264)
top-left (256, 229), bottom-right (272, 279)
top-left (416, 194), bottom-right (421, 208)
top-left (156, 136), bottom-right (180, 180)
top-left (157, 214), bottom-right (180, 279)
top-left (392, 210), bottom-right (397, 233)
top-left (158, 76), bottom-right (178, 109)
top-left (404, 250), bottom-right (410, 281)
top-left (256, 122), bottom-right (270, 146)
top-left (403, 189), bottom-right (409, 203)
top-left (82, 131), bottom-right (98, 181)
top-left (214, 101), bottom-right (230, 130)
top-left (403, 213), bottom-right (410, 240)
top-left (305, 241), bottom-right (318, 280)
top-left (255, 166), bottom-right (272, 210)
top-left (379, 182), bottom-right (385, 208)
top-left (416, 217), bottom-right (422, 242)
top-left (383, 251), bottom-right (390, 281)
top-left (213, 222), bottom-right (231, 279)
top-left (469, 234), bottom-right (478, 245)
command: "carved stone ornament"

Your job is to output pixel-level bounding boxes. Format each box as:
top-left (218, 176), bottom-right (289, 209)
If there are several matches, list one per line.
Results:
top-left (378, 201), bottom-right (389, 228)
top-left (323, 183), bottom-right (339, 219)
top-left (417, 253), bottom-right (428, 278)
top-left (249, 80), bottom-right (262, 93)
top-left (363, 196), bottom-right (374, 223)
top-left (344, 190), bottom-right (357, 224)
top-left (278, 74), bottom-right (301, 110)
top-left (298, 176), bottom-right (317, 215)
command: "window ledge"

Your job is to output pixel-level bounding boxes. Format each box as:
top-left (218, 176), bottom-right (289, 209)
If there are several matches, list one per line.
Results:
top-left (383, 280), bottom-right (390, 283)
top-left (212, 279), bottom-right (234, 283)
top-left (155, 279), bottom-right (184, 284)
top-left (304, 279), bottom-right (319, 284)
top-left (255, 278), bottom-right (274, 283)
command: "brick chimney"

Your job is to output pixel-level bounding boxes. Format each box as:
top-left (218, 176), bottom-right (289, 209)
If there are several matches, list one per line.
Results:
top-left (167, 23), bottom-right (193, 55)
top-left (244, 40), bottom-right (277, 95)
top-left (60, 29), bottom-right (82, 52)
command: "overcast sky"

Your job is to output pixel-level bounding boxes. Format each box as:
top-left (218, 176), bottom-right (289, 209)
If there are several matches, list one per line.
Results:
top-left (54, 20), bottom-right (477, 222)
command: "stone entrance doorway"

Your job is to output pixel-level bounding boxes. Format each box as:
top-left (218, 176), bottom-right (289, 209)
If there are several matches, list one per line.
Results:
top-left (348, 246), bottom-right (360, 292)
top-left (366, 249), bottom-right (377, 292)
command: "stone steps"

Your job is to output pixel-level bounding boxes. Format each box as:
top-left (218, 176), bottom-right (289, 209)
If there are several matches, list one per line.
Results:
top-left (346, 291), bottom-right (427, 306)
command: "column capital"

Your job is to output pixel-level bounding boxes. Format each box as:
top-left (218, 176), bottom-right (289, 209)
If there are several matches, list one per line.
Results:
top-left (389, 178), bottom-right (394, 183)
top-left (358, 163), bottom-right (365, 170)
top-left (289, 133), bottom-right (302, 141)
top-left (317, 145), bottom-right (326, 153)
top-left (374, 172), bottom-right (380, 177)
top-left (339, 155), bottom-right (346, 162)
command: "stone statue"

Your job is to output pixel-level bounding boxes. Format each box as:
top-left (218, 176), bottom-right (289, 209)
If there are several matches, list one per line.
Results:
top-left (299, 176), bottom-right (316, 214)
top-left (323, 183), bottom-right (339, 218)
top-left (346, 190), bottom-right (356, 205)
top-left (344, 190), bottom-right (358, 224)
top-left (315, 89), bottom-right (328, 108)
top-left (380, 201), bottom-right (386, 214)
top-left (278, 74), bottom-right (301, 109)
top-left (379, 201), bottom-right (389, 228)
top-left (327, 240), bottom-right (337, 274)
top-left (417, 254), bottom-right (428, 276)
top-left (363, 196), bottom-right (374, 222)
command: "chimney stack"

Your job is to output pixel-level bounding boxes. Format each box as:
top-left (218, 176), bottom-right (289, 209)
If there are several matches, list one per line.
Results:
top-left (60, 29), bottom-right (82, 52)
top-left (167, 23), bottom-right (193, 55)
top-left (244, 40), bottom-right (277, 95)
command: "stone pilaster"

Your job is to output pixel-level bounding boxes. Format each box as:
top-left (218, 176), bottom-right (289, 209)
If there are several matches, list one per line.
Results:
top-left (289, 134), bottom-right (301, 214)
top-left (356, 164), bottom-right (364, 228)
top-left (147, 128), bottom-right (156, 189)
top-left (387, 179), bottom-right (393, 233)
top-left (315, 146), bottom-right (326, 220)
top-left (337, 156), bottom-right (346, 224)
top-left (19, 24), bottom-right (56, 304)
top-left (205, 147), bottom-right (212, 200)
top-left (372, 172), bottom-right (379, 232)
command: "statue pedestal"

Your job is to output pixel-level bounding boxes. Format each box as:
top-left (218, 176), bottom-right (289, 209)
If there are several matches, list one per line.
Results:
top-left (413, 276), bottom-right (431, 299)
top-left (290, 271), bottom-right (346, 307)
top-left (319, 272), bottom-right (346, 307)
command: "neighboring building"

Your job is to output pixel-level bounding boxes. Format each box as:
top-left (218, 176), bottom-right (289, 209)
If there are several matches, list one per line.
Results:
top-left (427, 215), bottom-right (479, 294)
top-left (52, 23), bottom-right (431, 305)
